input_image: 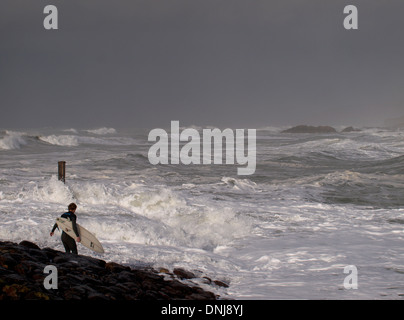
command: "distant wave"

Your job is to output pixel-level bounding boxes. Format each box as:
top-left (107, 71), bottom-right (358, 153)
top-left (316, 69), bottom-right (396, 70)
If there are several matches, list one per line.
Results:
top-left (0, 131), bottom-right (27, 150)
top-left (62, 128), bottom-right (78, 134)
top-left (38, 134), bottom-right (136, 147)
top-left (85, 127), bottom-right (116, 135)
top-left (39, 135), bottom-right (79, 146)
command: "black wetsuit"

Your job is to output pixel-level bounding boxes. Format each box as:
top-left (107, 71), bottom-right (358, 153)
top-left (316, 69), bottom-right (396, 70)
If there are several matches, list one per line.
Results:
top-left (51, 211), bottom-right (80, 254)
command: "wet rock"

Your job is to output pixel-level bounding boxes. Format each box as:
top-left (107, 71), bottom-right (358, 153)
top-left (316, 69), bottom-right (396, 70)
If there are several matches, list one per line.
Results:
top-left (202, 276), bottom-right (212, 284)
top-left (173, 268), bottom-right (196, 280)
top-left (0, 254), bottom-right (17, 270)
top-left (42, 247), bottom-right (60, 261)
top-left (341, 126), bottom-right (361, 133)
top-left (19, 241), bottom-right (41, 250)
top-left (213, 280), bottom-right (229, 288)
top-left (158, 268), bottom-right (171, 274)
top-left (0, 240), bottom-right (217, 300)
top-left (105, 262), bottom-right (130, 273)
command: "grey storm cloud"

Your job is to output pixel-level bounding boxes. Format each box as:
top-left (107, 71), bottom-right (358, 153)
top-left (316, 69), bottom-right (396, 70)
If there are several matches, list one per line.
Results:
top-left (1, 0), bottom-right (403, 129)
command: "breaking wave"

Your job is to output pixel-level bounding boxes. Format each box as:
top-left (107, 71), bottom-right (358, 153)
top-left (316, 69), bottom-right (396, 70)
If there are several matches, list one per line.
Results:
top-left (85, 127), bottom-right (116, 135)
top-left (0, 131), bottom-right (27, 150)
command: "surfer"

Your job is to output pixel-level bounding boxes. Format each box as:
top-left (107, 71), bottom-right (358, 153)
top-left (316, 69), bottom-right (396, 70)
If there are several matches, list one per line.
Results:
top-left (50, 203), bottom-right (81, 254)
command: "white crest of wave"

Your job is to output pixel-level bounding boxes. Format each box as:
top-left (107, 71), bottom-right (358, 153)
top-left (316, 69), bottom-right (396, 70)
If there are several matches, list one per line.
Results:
top-left (25, 175), bottom-right (75, 204)
top-left (10, 175), bottom-right (252, 250)
top-left (62, 128), bottom-right (78, 133)
top-left (86, 127), bottom-right (116, 135)
top-left (39, 135), bottom-right (79, 146)
top-left (66, 181), bottom-right (252, 249)
top-left (221, 177), bottom-right (258, 192)
top-left (39, 134), bottom-right (135, 147)
top-left (0, 131), bottom-right (27, 150)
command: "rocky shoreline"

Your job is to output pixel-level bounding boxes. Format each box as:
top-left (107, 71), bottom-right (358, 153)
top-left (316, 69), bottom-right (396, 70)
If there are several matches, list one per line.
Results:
top-left (0, 240), bottom-right (221, 300)
top-left (281, 125), bottom-right (361, 133)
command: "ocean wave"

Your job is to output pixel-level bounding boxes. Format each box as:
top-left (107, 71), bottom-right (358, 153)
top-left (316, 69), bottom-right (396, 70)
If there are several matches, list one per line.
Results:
top-left (62, 128), bottom-right (78, 134)
top-left (38, 134), bottom-right (137, 147)
top-left (21, 175), bottom-right (76, 204)
top-left (85, 127), bottom-right (116, 135)
top-left (221, 176), bottom-right (259, 192)
top-left (11, 176), bottom-right (252, 250)
top-left (273, 136), bottom-right (402, 162)
top-left (39, 135), bottom-right (79, 146)
top-left (361, 154), bottom-right (404, 175)
top-left (0, 131), bottom-right (27, 150)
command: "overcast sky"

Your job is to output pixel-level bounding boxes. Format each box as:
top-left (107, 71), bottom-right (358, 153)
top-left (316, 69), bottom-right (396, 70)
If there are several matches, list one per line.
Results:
top-left (1, 0), bottom-right (403, 129)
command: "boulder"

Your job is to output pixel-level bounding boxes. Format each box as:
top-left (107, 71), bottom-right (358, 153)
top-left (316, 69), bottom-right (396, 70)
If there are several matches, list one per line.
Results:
top-left (282, 125), bottom-right (337, 134)
top-left (19, 241), bottom-right (41, 250)
top-left (173, 268), bottom-right (196, 280)
top-left (341, 126), bottom-right (361, 133)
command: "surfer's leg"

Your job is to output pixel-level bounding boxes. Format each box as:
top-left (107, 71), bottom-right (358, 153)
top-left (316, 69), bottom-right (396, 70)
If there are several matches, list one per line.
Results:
top-left (62, 232), bottom-right (78, 254)
top-left (65, 234), bottom-right (77, 254)
top-left (61, 233), bottom-right (71, 253)
top-left (71, 241), bottom-right (78, 255)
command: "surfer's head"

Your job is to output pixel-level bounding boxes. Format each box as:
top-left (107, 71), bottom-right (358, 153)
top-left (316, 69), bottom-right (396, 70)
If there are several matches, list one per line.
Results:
top-left (68, 203), bottom-right (77, 212)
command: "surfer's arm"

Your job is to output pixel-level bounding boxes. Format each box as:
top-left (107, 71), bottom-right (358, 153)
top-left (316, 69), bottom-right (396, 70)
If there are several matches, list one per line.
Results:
top-left (50, 223), bottom-right (59, 234)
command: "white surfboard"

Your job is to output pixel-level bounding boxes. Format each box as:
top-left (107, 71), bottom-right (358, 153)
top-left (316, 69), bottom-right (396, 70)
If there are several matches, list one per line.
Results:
top-left (55, 217), bottom-right (104, 254)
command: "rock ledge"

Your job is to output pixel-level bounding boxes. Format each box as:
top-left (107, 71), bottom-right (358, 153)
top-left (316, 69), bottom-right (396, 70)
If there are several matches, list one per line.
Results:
top-left (0, 240), bottom-right (218, 300)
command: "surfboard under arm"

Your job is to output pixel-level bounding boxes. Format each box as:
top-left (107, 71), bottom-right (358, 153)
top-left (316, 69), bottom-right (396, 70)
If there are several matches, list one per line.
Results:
top-left (55, 217), bottom-right (104, 254)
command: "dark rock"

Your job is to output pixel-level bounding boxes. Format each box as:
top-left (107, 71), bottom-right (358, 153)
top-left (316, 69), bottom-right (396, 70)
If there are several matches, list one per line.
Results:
top-left (2, 273), bottom-right (26, 284)
top-left (42, 247), bottom-right (61, 260)
top-left (0, 254), bottom-right (17, 269)
top-left (14, 263), bottom-right (29, 275)
top-left (187, 291), bottom-right (217, 299)
top-left (202, 276), bottom-right (212, 284)
top-left (105, 262), bottom-right (130, 273)
top-left (117, 270), bottom-right (136, 282)
top-left (102, 274), bottom-right (119, 286)
top-left (169, 279), bottom-right (194, 294)
top-left (53, 255), bottom-right (70, 264)
top-left (213, 280), bottom-right (229, 288)
top-left (173, 268), bottom-right (196, 279)
top-left (68, 274), bottom-right (87, 285)
top-left (0, 240), bottom-right (217, 300)
top-left (19, 241), bottom-right (41, 250)
top-left (341, 126), bottom-right (361, 132)
top-left (282, 125), bottom-right (337, 134)
top-left (0, 265), bottom-right (12, 276)
top-left (158, 267), bottom-right (171, 274)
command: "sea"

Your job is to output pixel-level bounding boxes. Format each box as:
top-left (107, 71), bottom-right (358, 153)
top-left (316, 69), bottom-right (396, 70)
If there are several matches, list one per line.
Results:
top-left (1, 125), bottom-right (404, 299)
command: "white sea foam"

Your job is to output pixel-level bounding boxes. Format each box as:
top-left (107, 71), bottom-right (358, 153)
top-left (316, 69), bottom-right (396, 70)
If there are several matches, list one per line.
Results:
top-left (38, 134), bottom-right (137, 147)
top-left (0, 131), bottom-right (27, 150)
top-left (62, 128), bottom-right (78, 133)
top-left (39, 135), bottom-right (79, 146)
top-left (221, 177), bottom-right (259, 192)
top-left (7, 175), bottom-right (252, 252)
top-left (86, 127), bottom-right (116, 135)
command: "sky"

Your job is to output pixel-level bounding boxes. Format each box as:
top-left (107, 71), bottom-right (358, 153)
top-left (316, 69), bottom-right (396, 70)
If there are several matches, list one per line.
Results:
top-left (1, 0), bottom-right (403, 129)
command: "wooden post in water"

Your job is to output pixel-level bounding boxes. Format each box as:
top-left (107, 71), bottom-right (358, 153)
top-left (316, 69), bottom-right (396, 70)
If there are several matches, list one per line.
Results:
top-left (58, 161), bottom-right (66, 183)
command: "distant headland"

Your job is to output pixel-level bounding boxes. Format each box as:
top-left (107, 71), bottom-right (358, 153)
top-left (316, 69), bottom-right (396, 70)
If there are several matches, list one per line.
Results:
top-left (281, 125), bottom-right (361, 134)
